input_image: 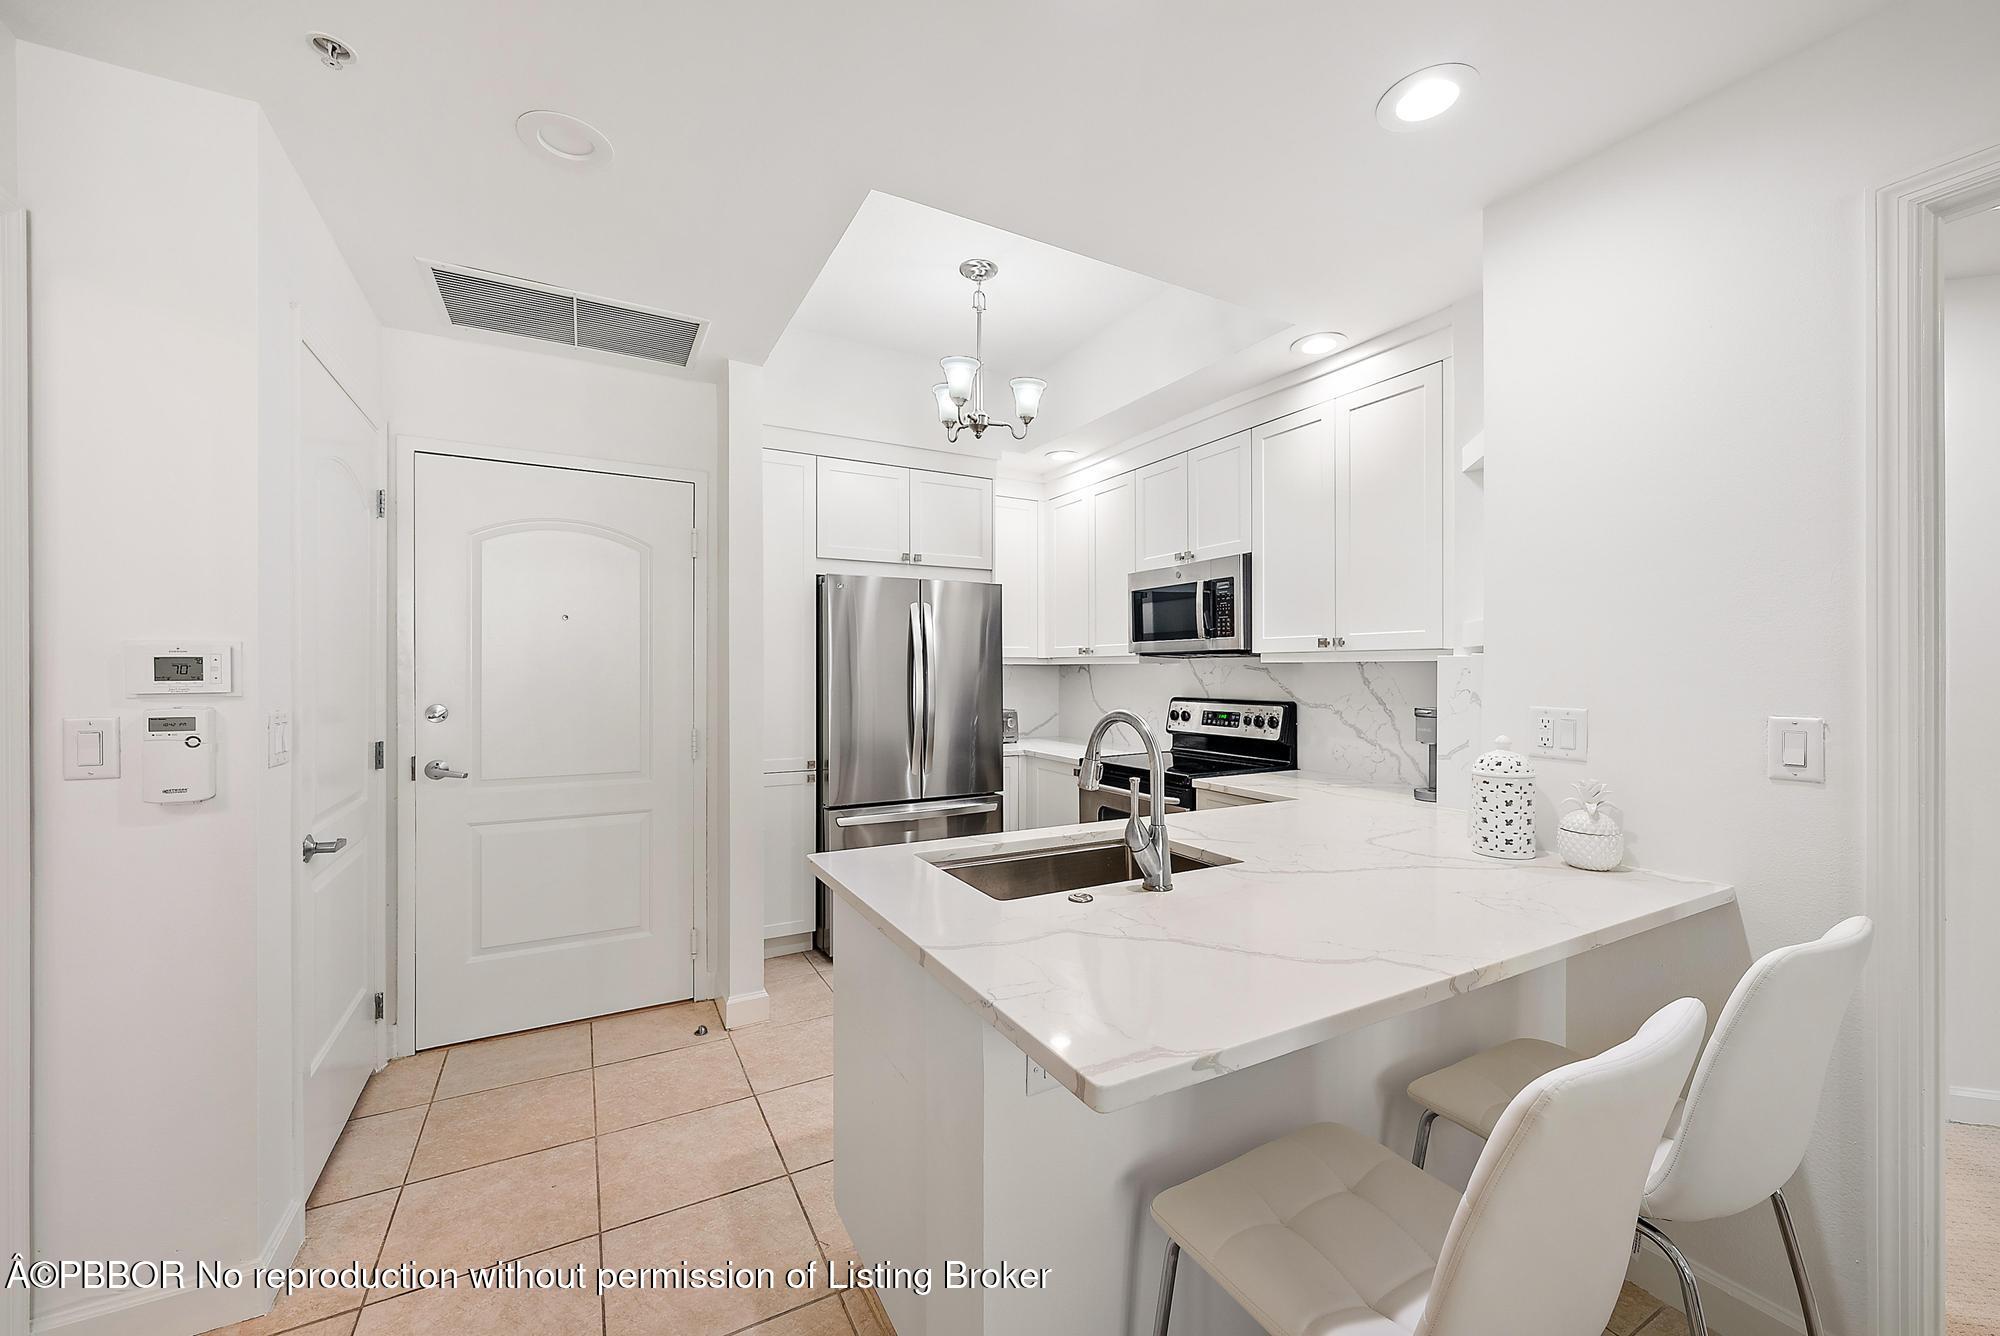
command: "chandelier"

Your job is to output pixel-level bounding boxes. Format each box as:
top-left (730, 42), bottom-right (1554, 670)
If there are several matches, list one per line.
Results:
top-left (930, 259), bottom-right (1047, 443)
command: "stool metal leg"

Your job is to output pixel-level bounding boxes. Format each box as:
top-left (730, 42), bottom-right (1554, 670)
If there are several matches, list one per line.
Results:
top-left (1152, 1239), bottom-right (1181, 1336)
top-left (1635, 1218), bottom-right (1708, 1336)
top-left (1412, 1108), bottom-right (1439, 1169)
top-left (1770, 1190), bottom-right (1825, 1336)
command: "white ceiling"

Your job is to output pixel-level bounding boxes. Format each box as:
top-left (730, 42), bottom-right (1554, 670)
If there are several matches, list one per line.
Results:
top-left (786, 192), bottom-right (1172, 366)
top-left (1945, 207), bottom-right (2000, 279)
top-left (0, 0), bottom-right (1887, 384)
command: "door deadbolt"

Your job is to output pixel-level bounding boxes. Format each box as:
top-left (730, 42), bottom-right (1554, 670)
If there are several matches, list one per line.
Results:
top-left (424, 703), bottom-right (449, 722)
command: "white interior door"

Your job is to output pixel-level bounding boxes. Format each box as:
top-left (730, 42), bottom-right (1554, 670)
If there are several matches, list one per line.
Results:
top-left (297, 347), bottom-right (388, 1185)
top-left (414, 453), bottom-right (698, 1048)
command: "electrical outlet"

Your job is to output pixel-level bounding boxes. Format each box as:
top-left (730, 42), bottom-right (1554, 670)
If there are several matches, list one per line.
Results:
top-left (1529, 707), bottom-right (1589, 760)
top-left (1025, 1056), bottom-right (1061, 1097)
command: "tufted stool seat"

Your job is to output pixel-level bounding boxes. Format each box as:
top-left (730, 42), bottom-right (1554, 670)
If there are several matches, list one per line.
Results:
top-left (1151, 1122), bottom-right (1460, 1334)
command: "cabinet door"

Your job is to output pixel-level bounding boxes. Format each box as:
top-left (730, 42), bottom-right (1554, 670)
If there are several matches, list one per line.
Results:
top-left (1003, 754), bottom-right (1024, 831)
top-left (1088, 475), bottom-right (1137, 658)
top-left (761, 770), bottom-right (817, 940)
top-left (815, 457), bottom-right (911, 563)
top-left (1188, 431), bottom-right (1252, 561)
top-left (994, 495), bottom-right (1042, 658)
top-left (1334, 365), bottom-right (1444, 651)
top-left (762, 451), bottom-right (817, 771)
top-left (909, 469), bottom-right (994, 568)
top-left (1252, 405), bottom-right (1338, 653)
top-left (1044, 490), bottom-right (1092, 658)
top-left (1133, 454), bottom-right (1191, 570)
top-left (1027, 757), bottom-right (1079, 828)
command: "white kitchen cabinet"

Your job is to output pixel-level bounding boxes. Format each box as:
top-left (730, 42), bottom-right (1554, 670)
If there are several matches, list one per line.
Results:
top-left (1187, 432), bottom-right (1252, 561)
top-left (909, 469), bottom-right (994, 568)
top-left (1133, 432), bottom-right (1253, 571)
top-left (1088, 475), bottom-right (1136, 657)
top-left (994, 495), bottom-right (1041, 658)
top-left (815, 457), bottom-right (910, 564)
top-left (1333, 365), bottom-right (1444, 651)
top-left (763, 451), bottom-right (818, 771)
top-left (1024, 755), bottom-right (1080, 828)
top-left (1003, 754), bottom-right (1024, 830)
top-left (1252, 403), bottom-right (1339, 653)
top-left (1134, 454), bottom-right (1190, 570)
top-left (761, 769), bottom-right (817, 941)
top-left (1044, 489), bottom-right (1092, 657)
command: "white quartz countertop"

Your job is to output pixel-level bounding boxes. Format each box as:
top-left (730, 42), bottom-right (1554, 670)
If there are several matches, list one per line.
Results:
top-left (1005, 736), bottom-right (1087, 762)
top-left (810, 770), bottom-right (1735, 1114)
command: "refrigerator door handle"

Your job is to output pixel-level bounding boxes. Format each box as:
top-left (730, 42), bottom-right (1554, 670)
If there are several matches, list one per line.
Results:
top-left (907, 601), bottom-right (925, 788)
top-left (834, 799), bottom-right (1000, 828)
top-left (921, 601), bottom-right (940, 780)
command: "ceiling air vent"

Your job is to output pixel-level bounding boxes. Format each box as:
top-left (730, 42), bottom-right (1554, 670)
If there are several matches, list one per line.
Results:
top-left (428, 264), bottom-right (704, 368)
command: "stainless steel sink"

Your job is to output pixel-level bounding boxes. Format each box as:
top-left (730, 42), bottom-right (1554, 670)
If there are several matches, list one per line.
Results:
top-left (933, 840), bottom-right (1239, 900)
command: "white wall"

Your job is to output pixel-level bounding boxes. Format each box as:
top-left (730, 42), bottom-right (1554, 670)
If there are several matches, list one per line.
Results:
top-left (1481, 1), bottom-right (2000, 1328)
top-left (1944, 273), bottom-right (2000, 1125)
top-left (383, 329), bottom-right (714, 470)
top-left (762, 327), bottom-right (974, 457)
top-left (23, 40), bottom-right (382, 1335)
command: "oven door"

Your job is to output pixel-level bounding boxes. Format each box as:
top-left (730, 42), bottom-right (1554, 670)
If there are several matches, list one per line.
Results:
top-left (1079, 779), bottom-right (1189, 825)
top-left (1128, 578), bottom-right (1206, 654)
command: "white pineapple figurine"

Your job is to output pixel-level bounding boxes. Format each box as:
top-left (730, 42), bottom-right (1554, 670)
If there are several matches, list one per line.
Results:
top-left (1556, 780), bottom-right (1625, 872)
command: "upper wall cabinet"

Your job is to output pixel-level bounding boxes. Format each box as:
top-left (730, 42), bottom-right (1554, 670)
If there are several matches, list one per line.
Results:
top-left (1252, 364), bottom-right (1446, 654)
top-left (1044, 489), bottom-right (1092, 656)
top-left (1134, 432), bottom-right (1252, 570)
top-left (994, 495), bottom-right (1042, 658)
top-left (813, 457), bottom-right (994, 568)
top-left (1041, 476), bottom-right (1137, 660)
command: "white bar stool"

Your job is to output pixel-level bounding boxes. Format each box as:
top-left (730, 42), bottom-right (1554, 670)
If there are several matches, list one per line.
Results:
top-left (1404, 916), bottom-right (1872, 1336)
top-left (1148, 997), bottom-right (1706, 1336)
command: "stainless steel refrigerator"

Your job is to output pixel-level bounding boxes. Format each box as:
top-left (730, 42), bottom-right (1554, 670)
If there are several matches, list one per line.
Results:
top-left (815, 574), bottom-right (1004, 956)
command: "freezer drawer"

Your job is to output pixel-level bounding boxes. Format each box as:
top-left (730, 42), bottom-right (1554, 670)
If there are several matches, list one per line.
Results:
top-left (814, 795), bottom-right (1004, 956)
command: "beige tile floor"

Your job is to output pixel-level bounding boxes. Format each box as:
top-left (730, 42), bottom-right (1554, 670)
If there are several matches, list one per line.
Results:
top-left (207, 947), bottom-right (1688, 1336)
top-left (1948, 1120), bottom-right (2000, 1336)
top-left (206, 951), bottom-right (888, 1336)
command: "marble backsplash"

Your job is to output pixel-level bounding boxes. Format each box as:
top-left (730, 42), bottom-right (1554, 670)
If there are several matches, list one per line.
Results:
top-left (1002, 666), bottom-right (1062, 740)
top-left (1053, 658), bottom-right (1440, 789)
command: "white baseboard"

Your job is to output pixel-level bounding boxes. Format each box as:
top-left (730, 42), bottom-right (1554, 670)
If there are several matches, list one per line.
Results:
top-left (722, 989), bottom-right (770, 1028)
top-left (1628, 1245), bottom-right (1805, 1336)
top-left (31, 1199), bottom-right (303, 1336)
top-left (1948, 1085), bottom-right (2000, 1127)
top-left (764, 932), bottom-right (814, 958)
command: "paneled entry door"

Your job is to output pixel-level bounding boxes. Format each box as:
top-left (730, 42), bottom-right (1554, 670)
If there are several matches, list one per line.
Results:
top-left (413, 452), bottom-right (698, 1048)
top-left (298, 346), bottom-right (388, 1185)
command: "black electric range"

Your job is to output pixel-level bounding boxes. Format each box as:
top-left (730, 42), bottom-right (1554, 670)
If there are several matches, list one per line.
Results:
top-left (1086, 698), bottom-right (1298, 817)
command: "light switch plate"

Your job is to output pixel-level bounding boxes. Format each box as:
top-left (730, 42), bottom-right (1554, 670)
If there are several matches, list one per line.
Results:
top-left (267, 710), bottom-right (291, 768)
top-left (62, 716), bottom-right (120, 779)
top-left (1767, 716), bottom-right (1827, 783)
top-left (1529, 706), bottom-right (1589, 760)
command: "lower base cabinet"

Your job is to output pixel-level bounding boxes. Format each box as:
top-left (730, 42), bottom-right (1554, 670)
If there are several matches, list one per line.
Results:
top-left (762, 769), bottom-right (816, 941)
top-left (1024, 755), bottom-right (1080, 829)
top-left (1003, 755), bottom-right (1024, 831)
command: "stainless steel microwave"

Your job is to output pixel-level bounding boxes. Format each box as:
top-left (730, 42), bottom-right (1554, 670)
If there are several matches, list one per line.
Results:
top-left (1128, 555), bottom-right (1251, 656)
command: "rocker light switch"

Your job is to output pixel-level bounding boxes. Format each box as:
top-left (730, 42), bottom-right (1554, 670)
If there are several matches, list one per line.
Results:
top-left (63, 717), bottom-right (120, 780)
top-left (1767, 716), bottom-right (1826, 783)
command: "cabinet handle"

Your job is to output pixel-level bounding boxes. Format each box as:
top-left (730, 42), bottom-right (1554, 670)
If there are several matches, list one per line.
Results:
top-left (900, 552), bottom-right (910, 562)
top-left (913, 553), bottom-right (924, 563)
top-left (1335, 637), bottom-right (1347, 648)
top-left (1317, 636), bottom-right (1330, 648)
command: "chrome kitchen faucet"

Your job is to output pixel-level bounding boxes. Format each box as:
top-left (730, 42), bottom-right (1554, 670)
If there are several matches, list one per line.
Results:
top-left (1080, 710), bottom-right (1173, 892)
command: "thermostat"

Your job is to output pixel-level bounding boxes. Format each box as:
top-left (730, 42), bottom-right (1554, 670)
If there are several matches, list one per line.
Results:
top-left (126, 641), bottom-right (235, 696)
top-left (142, 708), bottom-right (216, 804)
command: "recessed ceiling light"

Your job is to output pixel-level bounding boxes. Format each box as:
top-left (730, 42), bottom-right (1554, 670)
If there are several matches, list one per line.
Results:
top-left (1045, 449), bottom-right (1079, 462)
top-left (515, 110), bottom-right (615, 165)
top-left (307, 32), bottom-right (355, 70)
top-left (1376, 64), bottom-right (1478, 131)
top-left (1290, 332), bottom-right (1346, 357)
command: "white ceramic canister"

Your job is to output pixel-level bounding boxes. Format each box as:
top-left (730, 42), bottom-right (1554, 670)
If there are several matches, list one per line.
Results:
top-left (1557, 780), bottom-right (1625, 871)
top-left (1470, 735), bottom-right (1538, 860)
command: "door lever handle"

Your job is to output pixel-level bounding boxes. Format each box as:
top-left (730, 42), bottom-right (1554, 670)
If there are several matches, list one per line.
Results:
top-left (301, 834), bottom-right (348, 863)
top-left (424, 759), bottom-right (469, 780)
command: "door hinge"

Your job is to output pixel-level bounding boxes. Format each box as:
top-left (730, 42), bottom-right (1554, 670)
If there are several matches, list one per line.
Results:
top-left (373, 740), bottom-right (385, 770)
top-left (690, 527), bottom-right (700, 559)
top-left (409, 755), bottom-right (416, 781)
top-left (373, 991), bottom-right (385, 1021)
top-left (690, 927), bottom-right (699, 958)
top-left (691, 726), bottom-right (701, 760)
top-left (375, 489), bottom-right (386, 518)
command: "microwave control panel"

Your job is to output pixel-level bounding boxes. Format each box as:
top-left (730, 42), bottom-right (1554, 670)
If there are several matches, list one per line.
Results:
top-left (1206, 578), bottom-right (1236, 636)
top-left (1166, 697), bottom-right (1289, 740)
